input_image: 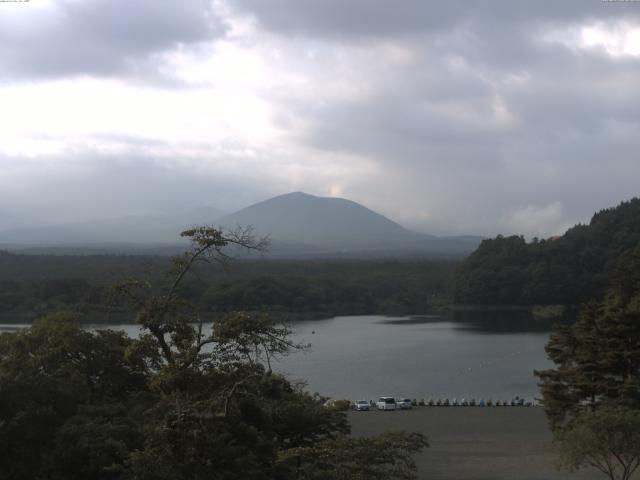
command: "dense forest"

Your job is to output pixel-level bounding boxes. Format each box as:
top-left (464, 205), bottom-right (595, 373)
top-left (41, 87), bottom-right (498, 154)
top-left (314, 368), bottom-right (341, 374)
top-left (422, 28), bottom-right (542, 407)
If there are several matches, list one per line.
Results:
top-left (453, 198), bottom-right (640, 306)
top-left (0, 253), bottom-right (455, 323)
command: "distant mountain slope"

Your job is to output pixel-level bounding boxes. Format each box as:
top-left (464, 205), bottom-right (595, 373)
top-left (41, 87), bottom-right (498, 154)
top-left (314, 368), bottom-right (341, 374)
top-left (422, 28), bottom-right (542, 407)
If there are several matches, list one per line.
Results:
top-left (453, 197), bottom-right (640, 305)
top-left (0, 207), bottom-right (225, 246)
top-left (218, 192), bottom-right (481, 257)
top-left (218, 192), bottom-right (424, 248)
top-left (0, 192), bottom-right (482, 258)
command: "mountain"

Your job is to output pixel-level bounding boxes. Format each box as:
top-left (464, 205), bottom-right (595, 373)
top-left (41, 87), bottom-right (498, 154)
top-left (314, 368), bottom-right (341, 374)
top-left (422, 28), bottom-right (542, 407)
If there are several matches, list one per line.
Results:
top-left (453, 197), bottom-right (640, 306)
top-left (218, 192), bottom-right (421, 248)
top-left (217, 192), bottom-right (481, 257)
top-left (0, 192), bottom-right (482, 257)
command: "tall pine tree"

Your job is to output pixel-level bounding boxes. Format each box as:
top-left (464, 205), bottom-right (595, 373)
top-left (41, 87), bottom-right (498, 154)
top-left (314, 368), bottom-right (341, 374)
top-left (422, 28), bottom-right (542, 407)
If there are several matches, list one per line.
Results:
top-left (536, 245), bottom-right (640, 479)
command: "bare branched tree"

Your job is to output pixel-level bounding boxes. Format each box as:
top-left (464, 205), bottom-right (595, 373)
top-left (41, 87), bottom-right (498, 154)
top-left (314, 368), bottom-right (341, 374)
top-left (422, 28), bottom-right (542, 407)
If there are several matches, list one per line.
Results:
top-left (114, 226), bottom-right (269, 368)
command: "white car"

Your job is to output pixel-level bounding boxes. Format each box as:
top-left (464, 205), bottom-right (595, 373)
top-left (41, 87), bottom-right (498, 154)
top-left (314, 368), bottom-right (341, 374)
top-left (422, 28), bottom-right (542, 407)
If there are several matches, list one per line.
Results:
top-left (376, 396), bottom-right (396, 410)
top-left (397, 398), bottom-right (412, 409)
top-left (354, 399), bottom-right (370, 411)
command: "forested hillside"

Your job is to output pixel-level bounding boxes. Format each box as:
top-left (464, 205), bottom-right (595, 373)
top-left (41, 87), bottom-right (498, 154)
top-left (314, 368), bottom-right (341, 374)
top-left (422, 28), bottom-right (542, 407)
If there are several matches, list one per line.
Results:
top-left (0, 253), bottom-right (454, 322)
top-left (453, 198), bottom-right (640, 305)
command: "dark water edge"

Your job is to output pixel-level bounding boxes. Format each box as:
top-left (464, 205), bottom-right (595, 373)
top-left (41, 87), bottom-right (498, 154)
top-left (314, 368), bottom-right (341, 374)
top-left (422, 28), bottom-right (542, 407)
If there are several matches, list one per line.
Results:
top-left (0, 309), bottom-right (134, 326)
top-left (0, 303), bottom-right (578, 329)
top-left (444, 306), bottom-right (578, 333)
top-left (377, 306), bottom-right (577, 334)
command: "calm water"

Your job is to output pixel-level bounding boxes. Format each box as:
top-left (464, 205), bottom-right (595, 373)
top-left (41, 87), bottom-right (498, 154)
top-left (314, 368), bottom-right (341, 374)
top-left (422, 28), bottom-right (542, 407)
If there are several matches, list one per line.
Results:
top-left (0, 313), bottom-right (555, 402)
top-left (275, 314), bottom-right (553, 402)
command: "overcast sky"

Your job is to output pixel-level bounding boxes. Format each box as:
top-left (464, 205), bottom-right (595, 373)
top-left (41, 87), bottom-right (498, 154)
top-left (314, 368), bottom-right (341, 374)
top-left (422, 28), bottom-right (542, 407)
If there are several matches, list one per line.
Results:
top-left (1, 0), bottom-right (639, 237)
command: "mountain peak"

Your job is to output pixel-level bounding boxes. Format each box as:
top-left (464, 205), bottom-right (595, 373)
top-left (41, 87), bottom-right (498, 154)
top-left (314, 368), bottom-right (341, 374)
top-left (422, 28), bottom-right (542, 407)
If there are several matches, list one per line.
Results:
top-left (268, 191), bottom-right (341, 202)
top-left (280, 191), bottom-right (314, 198)
top-left (218, 192), bottom-right (421, 250)
top-left (215, 192), bottom-right (480, 257)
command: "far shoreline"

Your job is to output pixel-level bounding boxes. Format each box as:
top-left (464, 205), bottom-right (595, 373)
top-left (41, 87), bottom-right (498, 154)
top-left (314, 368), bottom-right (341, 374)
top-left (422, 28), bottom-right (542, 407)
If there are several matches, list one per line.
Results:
top-left (0, 303), bottom-right (575, 326)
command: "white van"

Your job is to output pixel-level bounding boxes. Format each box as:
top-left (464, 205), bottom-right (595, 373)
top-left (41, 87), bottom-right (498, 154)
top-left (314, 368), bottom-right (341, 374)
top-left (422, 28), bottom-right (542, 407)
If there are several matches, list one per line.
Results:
top-left (376, 396), bottom-right (396, 410)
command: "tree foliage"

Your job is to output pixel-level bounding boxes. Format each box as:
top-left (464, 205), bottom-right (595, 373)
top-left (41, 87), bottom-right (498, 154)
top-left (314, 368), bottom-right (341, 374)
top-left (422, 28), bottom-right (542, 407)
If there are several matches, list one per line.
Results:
top-left (0, 251), bottom-right (453, 321)
top-left (556, 405), bottom-right (640, 480)
top-left (536, 245), bottom-right (640, 480)
top-left (454, 198), bottom-right (640, 305)
top-left (536, 245), bottom-right (640, 428)
top-left (0, 313), bottom-right (151, 480)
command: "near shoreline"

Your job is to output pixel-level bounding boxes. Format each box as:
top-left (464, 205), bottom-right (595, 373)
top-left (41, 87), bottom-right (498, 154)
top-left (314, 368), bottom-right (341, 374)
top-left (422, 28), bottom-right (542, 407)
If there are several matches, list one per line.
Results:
top-left (348, 407), bottom-right (603, 480)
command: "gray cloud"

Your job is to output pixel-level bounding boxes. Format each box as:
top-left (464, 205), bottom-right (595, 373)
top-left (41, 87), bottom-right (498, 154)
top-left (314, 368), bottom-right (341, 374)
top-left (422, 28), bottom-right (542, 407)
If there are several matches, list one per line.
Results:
top-left (233, 0), bottom-right (640, 38)
top-left (2, 1), bottom-right (639, 239)
top-left (0, 151), bottom-right (272, 229)
top-left (0, 0), bottom-right (225, 80)
top-left (233, 0), bottom-right (466, 37)
top-left (249, 4), bottom-right (640, 236)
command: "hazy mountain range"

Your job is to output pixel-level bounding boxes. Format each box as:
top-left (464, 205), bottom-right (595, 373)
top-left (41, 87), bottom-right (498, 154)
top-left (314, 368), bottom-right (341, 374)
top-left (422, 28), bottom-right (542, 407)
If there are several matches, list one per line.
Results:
top-left (217, 192), bottom-right (482, 257)
top-left (0, 192), bottom-right (482, 257)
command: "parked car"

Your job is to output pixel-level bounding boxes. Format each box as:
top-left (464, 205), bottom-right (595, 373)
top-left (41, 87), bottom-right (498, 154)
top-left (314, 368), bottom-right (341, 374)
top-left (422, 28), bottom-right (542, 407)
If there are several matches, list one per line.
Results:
top-left (376, 396), bottom-right (396, 410)
top-left (354, 399), bottom-right (370, 411)
top-left (397, 398), bottom-right (412, 409)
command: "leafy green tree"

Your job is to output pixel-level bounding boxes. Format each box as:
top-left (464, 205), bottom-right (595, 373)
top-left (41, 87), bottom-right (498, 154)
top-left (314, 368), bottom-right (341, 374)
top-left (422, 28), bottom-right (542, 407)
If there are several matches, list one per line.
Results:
top-left (454, 198), bottom-right (640, 306)
top-left (556, 405), bottom-right (640, 480)
top-left (0, 313), bottom-right (150, 479)
top-left (536, 245), bottom-right (640, 479)
top-left (536, 247), bottom-right (640, 428)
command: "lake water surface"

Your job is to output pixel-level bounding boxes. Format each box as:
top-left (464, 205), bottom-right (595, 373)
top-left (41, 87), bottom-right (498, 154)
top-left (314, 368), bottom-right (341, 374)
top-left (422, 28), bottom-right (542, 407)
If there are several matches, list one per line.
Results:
top-left (0, 313), bottom-right (555, 402)
top-left (275, 314), bottom-right (553, 402)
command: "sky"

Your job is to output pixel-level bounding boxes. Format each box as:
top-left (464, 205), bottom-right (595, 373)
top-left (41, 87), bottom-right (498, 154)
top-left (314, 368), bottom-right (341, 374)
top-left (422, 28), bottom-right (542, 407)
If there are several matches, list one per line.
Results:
top-left (1, 0), bottom-right (639, 237)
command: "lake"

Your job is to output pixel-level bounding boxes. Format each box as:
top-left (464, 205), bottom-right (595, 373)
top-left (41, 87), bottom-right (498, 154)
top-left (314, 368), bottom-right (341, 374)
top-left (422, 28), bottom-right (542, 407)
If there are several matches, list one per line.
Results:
top-left (0, 312), bottom-right (557, 402)
top-left (275, 313), bottom-right (554, 402)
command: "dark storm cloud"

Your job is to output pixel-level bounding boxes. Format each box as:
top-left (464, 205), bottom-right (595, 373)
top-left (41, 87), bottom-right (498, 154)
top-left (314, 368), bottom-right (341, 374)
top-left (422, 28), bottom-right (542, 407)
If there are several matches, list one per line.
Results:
top-left (0, 0), bottom-right (224, 80)
top-left (292, 48), bottom-right (640, 234)
top-left (248, 0), bottom-right (640, 236)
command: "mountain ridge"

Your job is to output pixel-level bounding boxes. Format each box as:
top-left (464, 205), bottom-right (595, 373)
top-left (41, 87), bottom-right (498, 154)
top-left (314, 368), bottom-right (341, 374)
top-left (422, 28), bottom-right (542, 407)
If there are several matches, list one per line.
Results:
top-left (217, 192), bottom-right (479, 257)
top-left (0, 192), bottom-right (482, 257)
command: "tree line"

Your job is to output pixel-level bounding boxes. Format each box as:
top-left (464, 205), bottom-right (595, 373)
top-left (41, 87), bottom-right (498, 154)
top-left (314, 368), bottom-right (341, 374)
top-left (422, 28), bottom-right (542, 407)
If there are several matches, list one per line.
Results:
top-left (453, 198), bottom-right (640, 306)
top-left (536, 243), bottom-right (640, 480)
top-left (0, 253), bottom-right (455, 322)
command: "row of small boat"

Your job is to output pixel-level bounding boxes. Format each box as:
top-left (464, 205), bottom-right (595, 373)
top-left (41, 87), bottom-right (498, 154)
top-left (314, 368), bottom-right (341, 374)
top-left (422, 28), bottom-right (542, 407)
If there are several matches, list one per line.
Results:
top-left (413, 396), bottom-right (535, 407)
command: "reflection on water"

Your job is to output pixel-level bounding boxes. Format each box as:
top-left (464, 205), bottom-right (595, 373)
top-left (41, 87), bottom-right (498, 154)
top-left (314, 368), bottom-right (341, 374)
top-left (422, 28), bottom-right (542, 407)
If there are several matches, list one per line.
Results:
top-left (446, 309), bottom-right (575, 334)
top-left (0, 324), bottom-right (29, 332)
top-left (1, 313), bottom-right (559, 402)
top-left (377, 315), bottom-right (442, 326)
top-left (378, 309), bottom-right (574, 333)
